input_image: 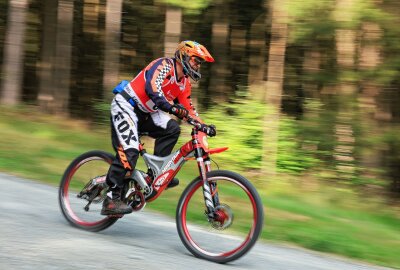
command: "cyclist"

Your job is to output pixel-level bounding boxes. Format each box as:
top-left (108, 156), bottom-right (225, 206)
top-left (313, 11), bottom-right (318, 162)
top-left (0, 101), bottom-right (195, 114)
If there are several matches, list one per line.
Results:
top-left (102, 40), bottom-right (217, 215)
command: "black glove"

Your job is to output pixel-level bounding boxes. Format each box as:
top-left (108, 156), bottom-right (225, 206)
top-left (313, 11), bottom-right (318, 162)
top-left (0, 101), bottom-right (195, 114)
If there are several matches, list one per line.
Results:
top-left (169, 104), bottom-right (189, 119)
top-left (200, 124), bottom-right (217, 137)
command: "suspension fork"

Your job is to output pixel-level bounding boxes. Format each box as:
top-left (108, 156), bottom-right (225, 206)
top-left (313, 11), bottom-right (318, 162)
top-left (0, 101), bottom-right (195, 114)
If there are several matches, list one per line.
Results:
top-left (204, 156), bottom-right (220, 207)
top-left (193, 131), bottom-right (215, 219)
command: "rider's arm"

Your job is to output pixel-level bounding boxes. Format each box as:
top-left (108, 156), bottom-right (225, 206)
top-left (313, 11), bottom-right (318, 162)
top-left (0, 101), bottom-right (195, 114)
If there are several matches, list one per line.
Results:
top-left (176, 82), bottom-right (203, 124)
top-left (144, 58), bottom-right (174, 112)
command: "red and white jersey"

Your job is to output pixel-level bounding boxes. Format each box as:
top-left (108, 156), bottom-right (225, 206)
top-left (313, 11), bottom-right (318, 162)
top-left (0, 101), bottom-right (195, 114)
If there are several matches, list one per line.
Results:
top-left (124, 57), bottom-right (201, 122)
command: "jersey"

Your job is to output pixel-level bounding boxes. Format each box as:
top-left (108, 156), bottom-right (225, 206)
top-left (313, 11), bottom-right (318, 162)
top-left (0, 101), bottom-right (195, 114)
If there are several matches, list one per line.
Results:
top-left (125, 57), bottom-right (201, 121)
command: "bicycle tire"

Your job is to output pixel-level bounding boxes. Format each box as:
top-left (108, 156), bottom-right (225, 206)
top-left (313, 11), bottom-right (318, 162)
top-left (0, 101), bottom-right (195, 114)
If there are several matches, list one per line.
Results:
top-left (58, 150), bottom-right (119, 232)
top-left (176, 170), bottom-right (264, 263)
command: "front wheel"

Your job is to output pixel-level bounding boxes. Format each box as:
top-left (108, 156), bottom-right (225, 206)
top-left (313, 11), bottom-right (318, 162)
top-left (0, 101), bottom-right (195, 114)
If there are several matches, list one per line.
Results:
top-left (59, 150), bottom-right (119, 232)
top-left (176, 170), bottom-right (264, 263)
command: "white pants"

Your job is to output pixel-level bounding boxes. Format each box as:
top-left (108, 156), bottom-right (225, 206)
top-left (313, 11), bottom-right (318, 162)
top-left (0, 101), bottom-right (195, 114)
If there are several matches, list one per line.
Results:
top-left (111, 94), bottom-right (172, 151)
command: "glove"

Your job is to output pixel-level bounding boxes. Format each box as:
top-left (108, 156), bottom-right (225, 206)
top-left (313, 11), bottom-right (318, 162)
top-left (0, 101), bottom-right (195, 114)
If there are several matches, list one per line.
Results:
top-left (200, 124), bottom-right (217, 137)
top-left (169, 104), bottom-right (189, 119)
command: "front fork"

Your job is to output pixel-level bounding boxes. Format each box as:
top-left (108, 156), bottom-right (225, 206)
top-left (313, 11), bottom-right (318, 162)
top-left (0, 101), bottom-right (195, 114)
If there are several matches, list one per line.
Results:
top-left (195, 148), bottom-right (219, 219)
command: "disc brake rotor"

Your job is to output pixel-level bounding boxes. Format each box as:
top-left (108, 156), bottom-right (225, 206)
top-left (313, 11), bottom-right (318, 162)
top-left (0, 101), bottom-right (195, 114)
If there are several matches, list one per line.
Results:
top-left (211, 204), bottom-right (234, 230)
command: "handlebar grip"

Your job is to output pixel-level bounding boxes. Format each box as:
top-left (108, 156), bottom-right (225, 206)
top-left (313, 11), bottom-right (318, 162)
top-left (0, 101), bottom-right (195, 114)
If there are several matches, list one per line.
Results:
top-left (186, 115), bottom-right (216, 137)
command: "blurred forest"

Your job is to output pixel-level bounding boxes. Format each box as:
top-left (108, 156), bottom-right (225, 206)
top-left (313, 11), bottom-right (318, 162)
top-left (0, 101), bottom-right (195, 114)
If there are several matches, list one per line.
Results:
top-left (1, 0), bottom-right (400, 201)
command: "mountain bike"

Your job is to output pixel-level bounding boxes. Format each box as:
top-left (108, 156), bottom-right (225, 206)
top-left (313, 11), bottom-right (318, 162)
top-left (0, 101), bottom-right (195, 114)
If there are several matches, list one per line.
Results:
top-left (58, 115), bottom-right (264, 263)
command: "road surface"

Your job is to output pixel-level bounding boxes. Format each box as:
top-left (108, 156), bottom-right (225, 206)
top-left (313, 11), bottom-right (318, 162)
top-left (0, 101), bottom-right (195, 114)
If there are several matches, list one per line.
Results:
top-left (0, 173), bottom-right (393, 270)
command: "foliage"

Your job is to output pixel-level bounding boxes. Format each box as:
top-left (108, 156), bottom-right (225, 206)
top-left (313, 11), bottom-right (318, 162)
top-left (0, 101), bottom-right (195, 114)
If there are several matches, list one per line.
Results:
top-left (379, 126), bottom-right (400, 194)
top-left (179, 96), bottom-right (319, 174)
top-left (375, 7), bottom-right (400, 87)
top-left (157, 0), bottom-right (212, 15)
top-left (352, 0), bottom-right (391, 26)
top-left (282, 0), bottom-right (400, 193)
top-left (92, 99), bottom-right (111, 127)
top-left (277, 116), bottom-right (320, 174)
top-left (185, 97), bottom-right (265, 171)
top-left (286, 0), bottom-right (336, 46)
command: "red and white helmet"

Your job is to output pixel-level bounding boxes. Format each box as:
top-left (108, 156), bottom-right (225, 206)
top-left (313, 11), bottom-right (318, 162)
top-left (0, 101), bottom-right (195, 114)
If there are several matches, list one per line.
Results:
top-left (175, 40), bottom-right (214, 81)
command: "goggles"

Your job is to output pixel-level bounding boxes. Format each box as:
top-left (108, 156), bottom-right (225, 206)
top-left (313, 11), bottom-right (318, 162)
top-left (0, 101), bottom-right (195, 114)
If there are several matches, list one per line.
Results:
top-left (192, 56), bottom-right (205, 65)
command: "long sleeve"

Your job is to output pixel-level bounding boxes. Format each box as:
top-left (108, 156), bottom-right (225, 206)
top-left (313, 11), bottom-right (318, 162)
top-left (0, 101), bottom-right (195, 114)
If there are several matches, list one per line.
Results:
top-left (177, 84), bottom-right (203, 123)
top-left (144, 58), bottom-right (174, 112)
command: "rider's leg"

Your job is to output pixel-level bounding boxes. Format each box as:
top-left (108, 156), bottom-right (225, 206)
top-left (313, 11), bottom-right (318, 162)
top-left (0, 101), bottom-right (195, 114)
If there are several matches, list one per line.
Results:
top-left (105, 146), bottom-right (139, 199)
top-left (102, 95), bottom-right (140, 215)
top-left (101, 150), bottom-right (138, 215)
top-left (154, 120), bottom-right (181, 157)
top-left (140, 112), bottom-right (181, 156)
top-left (139, 112), bottom-right (181, 188)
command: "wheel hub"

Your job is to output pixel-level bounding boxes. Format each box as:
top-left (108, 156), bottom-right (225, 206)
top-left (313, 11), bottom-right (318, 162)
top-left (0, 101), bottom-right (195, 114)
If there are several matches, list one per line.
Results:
top-left (211, 204), bottom-right (233, 230)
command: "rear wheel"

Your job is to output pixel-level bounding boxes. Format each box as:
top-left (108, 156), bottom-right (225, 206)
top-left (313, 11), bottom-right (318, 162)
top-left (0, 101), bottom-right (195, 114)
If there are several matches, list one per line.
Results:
top-left (176, 170), bottom-right (264, 263)
top-left (58, 150), bottom-right (119, 231)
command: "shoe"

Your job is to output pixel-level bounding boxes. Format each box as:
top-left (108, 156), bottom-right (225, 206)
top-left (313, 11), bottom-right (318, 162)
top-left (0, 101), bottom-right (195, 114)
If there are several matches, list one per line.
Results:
top-left (166, 178), bottom-right (179, 189)
top-left (101, 197), bottom-right (133, 215)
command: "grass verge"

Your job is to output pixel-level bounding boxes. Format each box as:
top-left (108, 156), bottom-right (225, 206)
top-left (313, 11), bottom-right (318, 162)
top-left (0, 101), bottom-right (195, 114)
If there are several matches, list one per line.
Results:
top-left (0, 106), bottom-right (399, 269)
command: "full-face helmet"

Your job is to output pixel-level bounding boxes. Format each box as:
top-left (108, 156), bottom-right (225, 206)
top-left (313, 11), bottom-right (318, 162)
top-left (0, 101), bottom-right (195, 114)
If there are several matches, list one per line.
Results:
top-left (175, 40), bottom-right (214, 81)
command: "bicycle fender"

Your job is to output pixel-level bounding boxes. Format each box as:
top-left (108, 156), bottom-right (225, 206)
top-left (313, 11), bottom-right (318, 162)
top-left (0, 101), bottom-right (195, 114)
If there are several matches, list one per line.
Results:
top-left (208, 147), bottom-right (228, 155)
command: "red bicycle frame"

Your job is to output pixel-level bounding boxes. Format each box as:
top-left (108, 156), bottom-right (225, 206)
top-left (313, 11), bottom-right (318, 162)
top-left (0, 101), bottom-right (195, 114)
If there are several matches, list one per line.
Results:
top-left (140, 126), bottom-right (228, 218)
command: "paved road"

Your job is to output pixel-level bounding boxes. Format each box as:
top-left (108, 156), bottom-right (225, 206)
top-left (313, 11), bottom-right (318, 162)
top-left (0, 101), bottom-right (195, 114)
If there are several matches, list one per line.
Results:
top-left (0, 173), bottom-right (393, 270)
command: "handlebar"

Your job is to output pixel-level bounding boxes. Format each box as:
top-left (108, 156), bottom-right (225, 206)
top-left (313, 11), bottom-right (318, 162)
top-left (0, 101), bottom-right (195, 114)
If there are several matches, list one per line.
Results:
top-left (185, 115), bottom-right (216, 137)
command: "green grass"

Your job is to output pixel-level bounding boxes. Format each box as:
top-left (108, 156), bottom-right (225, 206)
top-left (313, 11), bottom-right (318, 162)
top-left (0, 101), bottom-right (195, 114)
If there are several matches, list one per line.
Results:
top-left (263, 190), bottom-right (400, 267)
top-left (1, 106), bottom-right (399, 269)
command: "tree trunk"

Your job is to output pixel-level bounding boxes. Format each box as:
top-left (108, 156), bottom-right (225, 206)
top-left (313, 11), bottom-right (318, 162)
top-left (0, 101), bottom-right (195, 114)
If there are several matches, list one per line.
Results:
top-left (53, 0), bottom-right (74, 115)
top-left (262, 0), bottom-right (288, 176)
top-left (357, 20), bottom-right (384, 184)
top-left (208, 1), bottom-right (230, 101)
top-left (248, 10), bottom-right (268, 101)
top-left (103, 0), bottom-right (123, 102)
top-left (164, 6), bottom-right (181, 57)
top-left (37, 0), bottom-right (58, 112)
top-left (358, 22), bottom-right (383, 120)
top-left (334, 0), bottom-right (357, 180)
top-left (70, 0), bottom-right (103, 118)
top-left (302, 50), bottom-right (321, 99)
top-left (83, 0), bottom-right (100, 34)
top-left (0, 0), bottom-right (28, 105)
top-left (230, 26), bottom-right (248, 94)
top-left (0, 2), bottom-right (7, 65)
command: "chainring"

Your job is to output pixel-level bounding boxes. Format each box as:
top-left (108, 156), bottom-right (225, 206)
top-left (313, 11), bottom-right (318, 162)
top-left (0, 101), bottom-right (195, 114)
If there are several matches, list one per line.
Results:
top-left (126, 190), bottom-right (146, 211)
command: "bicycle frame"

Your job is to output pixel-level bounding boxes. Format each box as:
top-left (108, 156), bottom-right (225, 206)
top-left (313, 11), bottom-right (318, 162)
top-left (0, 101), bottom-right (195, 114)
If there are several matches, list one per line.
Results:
top-left (136, 128), bottom-right (228, 216)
